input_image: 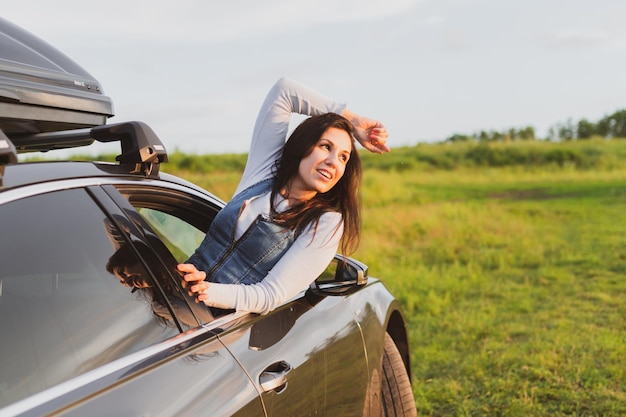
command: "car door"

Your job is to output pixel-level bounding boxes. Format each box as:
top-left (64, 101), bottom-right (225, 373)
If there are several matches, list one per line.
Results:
top-left (0, 184), bottom-right (265, 417)
top-left (113, 181), bottom-right (371, 416)
top-left (218, 278), bottom-right (370, 416)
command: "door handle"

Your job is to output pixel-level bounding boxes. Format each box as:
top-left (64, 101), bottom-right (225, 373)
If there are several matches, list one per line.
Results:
top-left (259, 361), bottom-right (292, 393)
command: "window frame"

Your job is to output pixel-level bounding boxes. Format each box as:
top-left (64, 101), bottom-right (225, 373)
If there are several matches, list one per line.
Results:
top-left (104, 183), bottom-right (223, 323)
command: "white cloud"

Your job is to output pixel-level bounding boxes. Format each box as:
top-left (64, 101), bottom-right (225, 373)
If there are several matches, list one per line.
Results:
top-left (441, 29), bottom-right (470, 51)
top-left (5, 0), bottom-right (422, 45)
top-left (546, 29), bottom-right (611, 48)
top-left (424, 15), bottom-right (444, 25)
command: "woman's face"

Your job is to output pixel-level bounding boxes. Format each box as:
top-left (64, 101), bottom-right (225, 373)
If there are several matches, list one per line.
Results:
top-left (288, 127), bottom-right (352, 201)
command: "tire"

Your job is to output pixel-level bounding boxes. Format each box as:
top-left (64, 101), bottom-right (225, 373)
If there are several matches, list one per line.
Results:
top-left (363, 367), bottom-right (382, 417)
top-left (381, 332), bottom-right (417, 417)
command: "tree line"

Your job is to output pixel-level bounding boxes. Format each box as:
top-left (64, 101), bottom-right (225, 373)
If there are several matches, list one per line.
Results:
top-left (445, 109), bottom-right (626, 143)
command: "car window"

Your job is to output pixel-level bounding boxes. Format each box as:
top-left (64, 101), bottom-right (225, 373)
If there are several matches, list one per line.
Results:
top-left (137, 207), bottom-right (205, 263)
top-left (0, 188), bottom-right (181, 408)
top-left (114, 185), bottom-right (218, 264)
top-left (115, 185), bottom-right (217, 230)
top-left (111, 184), bottom-right (221, 321)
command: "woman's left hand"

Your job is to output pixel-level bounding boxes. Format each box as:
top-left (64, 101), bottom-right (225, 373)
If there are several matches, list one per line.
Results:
top-left (359, 121), bottom-right (390, 154)
top-left (177, 263), bottom-right (210, 303)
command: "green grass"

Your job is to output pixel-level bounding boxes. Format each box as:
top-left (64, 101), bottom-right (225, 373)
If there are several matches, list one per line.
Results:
top-left (354, 165), bottom-right (626, 416)
top-left (48, 138), bottom-right (626, 415)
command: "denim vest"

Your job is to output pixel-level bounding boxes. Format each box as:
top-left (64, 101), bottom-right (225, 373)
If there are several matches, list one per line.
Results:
top-left (187, 179), bottom-right (296, 285)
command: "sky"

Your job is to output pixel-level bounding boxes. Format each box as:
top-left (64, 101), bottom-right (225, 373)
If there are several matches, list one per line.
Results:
top-left (4, 0), bottom-right (626, 156)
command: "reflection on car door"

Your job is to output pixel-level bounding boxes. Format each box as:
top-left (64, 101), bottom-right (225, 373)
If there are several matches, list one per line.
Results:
top-left (217, 294), bottom-right (369, 416)
top-left (55, 328), bottom-right (266, 417)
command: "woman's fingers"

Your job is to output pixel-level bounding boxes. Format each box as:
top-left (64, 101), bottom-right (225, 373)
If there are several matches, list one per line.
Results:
top-left (177, 263), bottom-right (198, 274)
top-left (183, 270), bottom-right (206, 282)
top-left (195, 292), bottom-right (209, 303)
top-left (177, 263), bottom-right (206, 282)
top-left (368, 127), bottom-right (390, 153)
top-left (190, 281), bottom-right (209, 293)
top-left (353, 118), bottom-right (390, 154)
top-left (177, 264), bottom-right (209, 302)
top-left (189, 281), bottom-right (210, 302)
top-left (177, 263), bottom-right (208, 303)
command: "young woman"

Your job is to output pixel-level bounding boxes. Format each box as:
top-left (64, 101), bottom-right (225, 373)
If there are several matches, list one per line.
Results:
top-left (177, 77), bottom-right (389, 315)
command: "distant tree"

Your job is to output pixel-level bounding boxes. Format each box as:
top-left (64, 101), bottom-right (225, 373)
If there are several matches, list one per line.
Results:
top-left (613, 110), bottom-right (626, 138)
top-left (518, 126), bottom-right (535, 140)
top-left (608, 110), bottom-right (626, 137)
top-left (576, 119), bottom-right (595, 139)
top-left (446, 133), bottom-right (472, 143)
top-left (506, 128), bottom-right (517, 141)
top-left (595, 109), bottom-right (626, 138)
top-left (596, 117), bottom-right (611, 137)
top-left (441, 108), bottom-right (625, 143)
top-left (558, 119), bottom-right (575, 140)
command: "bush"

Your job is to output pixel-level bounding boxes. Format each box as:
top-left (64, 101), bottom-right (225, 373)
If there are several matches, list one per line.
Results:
top-left (360, 139), bottom-right (625, 171)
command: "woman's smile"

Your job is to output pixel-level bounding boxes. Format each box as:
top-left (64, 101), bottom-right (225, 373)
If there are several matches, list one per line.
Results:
top-left (317, 167), bottom-right (334, 180)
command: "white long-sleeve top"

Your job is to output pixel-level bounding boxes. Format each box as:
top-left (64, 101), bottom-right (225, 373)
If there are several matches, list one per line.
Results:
top-left (202, 77), bottom-right (347, 314)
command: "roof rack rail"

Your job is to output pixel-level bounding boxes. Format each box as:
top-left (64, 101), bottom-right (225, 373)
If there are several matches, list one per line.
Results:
top-left (92, 121), bottom-right (168, 177)
top-left (0, 130), bottom-right (17, 164)
top-left (1, 121), bottom-right (168, 177)
top-left (9, 128), bottom-right (95, 152)
top-left (0, 129), bottom-right (18, 185)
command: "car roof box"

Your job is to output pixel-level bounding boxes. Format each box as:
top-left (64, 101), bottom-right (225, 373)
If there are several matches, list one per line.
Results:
top-left (0, 17), bottom-right (113, 142)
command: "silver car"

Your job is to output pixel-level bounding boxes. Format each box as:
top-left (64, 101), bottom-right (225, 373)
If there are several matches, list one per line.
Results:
top-left (0, 17), bottom-right (416, 417)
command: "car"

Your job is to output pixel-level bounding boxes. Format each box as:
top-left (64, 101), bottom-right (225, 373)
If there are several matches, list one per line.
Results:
top-left (0, 17), bottom-right (417, 417)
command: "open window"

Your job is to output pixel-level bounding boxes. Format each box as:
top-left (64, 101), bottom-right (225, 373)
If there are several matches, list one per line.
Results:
top-left (113, 185), bottom-right (218, 262)
top-left (109, 184), bottom-right (223, 321)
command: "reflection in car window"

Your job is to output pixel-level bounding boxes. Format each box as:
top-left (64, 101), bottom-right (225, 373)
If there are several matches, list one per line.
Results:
top-left (0, 189), bottom-right (181, 408)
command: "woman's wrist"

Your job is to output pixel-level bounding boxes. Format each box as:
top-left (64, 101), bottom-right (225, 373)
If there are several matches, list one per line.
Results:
top-left (341, 108), bottom-right (360, 126)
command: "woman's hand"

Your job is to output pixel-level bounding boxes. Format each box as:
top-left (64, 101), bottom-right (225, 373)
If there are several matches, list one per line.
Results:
top-left (342, 109), bottom-right (390, 154)
top-left (177, 263), bottom-right (210, 303)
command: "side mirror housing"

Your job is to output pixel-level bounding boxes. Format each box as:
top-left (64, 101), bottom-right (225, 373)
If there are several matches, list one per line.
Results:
top-left (309, 255), bottom-right (368, 296)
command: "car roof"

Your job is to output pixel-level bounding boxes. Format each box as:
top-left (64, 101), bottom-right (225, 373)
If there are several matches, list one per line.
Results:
top-left (0, 160), bottom-right (207, 194)
top-left (0, 160), bottom-right (134, 191)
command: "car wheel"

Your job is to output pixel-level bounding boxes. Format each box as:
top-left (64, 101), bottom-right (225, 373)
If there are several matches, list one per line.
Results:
top-left (362, 367), bottom-right (382, 417)
top-left (381, 332), bottom-right (417, 417)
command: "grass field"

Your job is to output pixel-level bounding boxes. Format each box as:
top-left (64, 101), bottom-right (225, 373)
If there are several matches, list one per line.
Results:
top-left (68, 138), bottom-right (626, 415)
top-left (356, 167), bottom-right (626, 416)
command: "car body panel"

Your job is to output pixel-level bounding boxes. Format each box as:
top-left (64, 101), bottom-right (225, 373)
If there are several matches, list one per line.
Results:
top-left (0, 326), bottom-right (264, 417)
top-left (217, 295), bottom-right (369, 416)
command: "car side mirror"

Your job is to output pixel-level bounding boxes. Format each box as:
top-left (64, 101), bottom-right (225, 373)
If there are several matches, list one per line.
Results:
top-left (309, 255), bottom-right (368, 296)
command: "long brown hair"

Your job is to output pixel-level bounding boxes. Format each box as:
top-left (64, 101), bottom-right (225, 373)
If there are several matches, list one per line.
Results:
top-left (270, 113), bottom-right (362, 255)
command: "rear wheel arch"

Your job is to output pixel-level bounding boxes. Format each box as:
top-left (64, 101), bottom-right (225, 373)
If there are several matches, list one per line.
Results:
top-left (385, 309), bottom-right (411, 380)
